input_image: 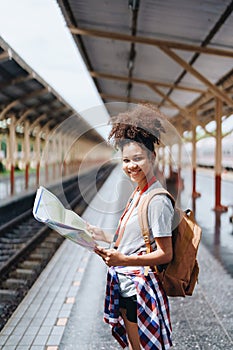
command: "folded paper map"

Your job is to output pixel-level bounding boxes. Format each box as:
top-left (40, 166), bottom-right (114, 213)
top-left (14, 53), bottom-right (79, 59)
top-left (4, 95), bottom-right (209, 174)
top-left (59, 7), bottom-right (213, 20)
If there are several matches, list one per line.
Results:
top-left (33, 186), bottom-right (96, 251)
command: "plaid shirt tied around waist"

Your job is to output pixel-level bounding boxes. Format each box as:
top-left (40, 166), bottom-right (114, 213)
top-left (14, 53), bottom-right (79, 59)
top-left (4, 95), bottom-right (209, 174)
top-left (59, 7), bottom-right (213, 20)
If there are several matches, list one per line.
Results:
top-left (104, 266), bottom-right (172, 350)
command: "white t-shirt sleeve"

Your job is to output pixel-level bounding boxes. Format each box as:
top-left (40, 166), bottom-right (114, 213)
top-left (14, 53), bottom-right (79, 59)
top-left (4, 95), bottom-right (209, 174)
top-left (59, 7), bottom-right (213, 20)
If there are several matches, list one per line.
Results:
top-left (148, 195), bottom-right (174, 237)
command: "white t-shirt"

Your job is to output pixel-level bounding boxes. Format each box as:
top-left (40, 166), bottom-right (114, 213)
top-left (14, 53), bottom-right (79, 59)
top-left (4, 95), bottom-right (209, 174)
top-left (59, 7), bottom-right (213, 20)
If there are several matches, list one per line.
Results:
top-left (116, 180), bottom-right (174, 297)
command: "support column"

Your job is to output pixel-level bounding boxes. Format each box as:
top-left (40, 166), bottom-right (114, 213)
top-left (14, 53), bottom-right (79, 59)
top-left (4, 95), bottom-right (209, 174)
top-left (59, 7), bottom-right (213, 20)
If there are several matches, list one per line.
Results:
top-left (6, 137), bottom-right (10, 169)
top-left (177, 142), bottom-right (183, 191)
top-left (70, 140), bottom-right (79, 174)
top-left (65, 137), bottom-right (70, 175)
top-left (9, 116), bottom-right (16, 195)
top-left (43, 130), bottom-right (49, 183)
top-left (58, 134), bottom-right (63, 177)
top-left (52, 137), bottom-right (57, 179)
top-left (214, 98), bottom-right (227, 212)
top-left (192, 119), bottom-right (201, 198)
top-left (169, 145), bottom-right (173, 177)
top-left (62, 136), bottom-right (67, 177)
top-left (35, 132), bottom-right (41, 186)
top-left (175, 142), bottom-right (182, 206)
top-left (24, 120), bottom-right (30, 189)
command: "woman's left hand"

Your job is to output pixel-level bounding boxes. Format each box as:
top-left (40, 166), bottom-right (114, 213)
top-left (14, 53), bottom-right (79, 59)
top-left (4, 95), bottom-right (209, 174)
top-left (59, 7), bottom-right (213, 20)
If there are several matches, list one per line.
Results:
top-left (94, 246), bottom-right (126, 266)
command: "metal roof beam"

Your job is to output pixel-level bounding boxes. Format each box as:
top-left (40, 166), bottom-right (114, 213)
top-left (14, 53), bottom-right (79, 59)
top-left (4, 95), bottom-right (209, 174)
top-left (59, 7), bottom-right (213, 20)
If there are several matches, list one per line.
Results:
top-left (50, 105), bottom-right (70, 116)
top-left (100, 93), bottom-right (157, 105)
top-left (100, 92), bottom-right (175, 107)
top-left (30, 113), bottom-right (47, 131)
top-left (0, 51), bottom-right (9, 62)
top-left (72, 27), bottom-right (233, 108)
top-left (160, 46), bottom-right (233, 108)
top-left (148, 84), bottom-right (189, 118)
top-left (18, 88), bottom-right (49, 103)
top-left (70, 26), bottom-right (233, 58)
top-left (29, 105), bottom-right (69, 132)
top-left (16, 108), bottom-right (34, 126)
top-left (0, 75), bottom-right (32, 90)
top-left (40, 119), bottom-right (54, 134)
top-left (159, 2), bottom-right (233, 107)
top-left (188, 72), bottom-right (233, 113)
top-left (90, 70), bottom-right (205, 94)
top-left (126, 1), bottom-right (139, 99)
top-left (0, 101), bottom-right (18, 120)
top-left (0, 88), bottom-right (50, 122)
top-left (92, 71), bottom-right (217, 124)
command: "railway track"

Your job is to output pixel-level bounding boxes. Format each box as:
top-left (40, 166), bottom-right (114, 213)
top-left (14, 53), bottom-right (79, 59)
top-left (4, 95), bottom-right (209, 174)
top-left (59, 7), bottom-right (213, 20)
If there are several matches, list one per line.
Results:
top-left (0, 163), bottom-right (115, 331)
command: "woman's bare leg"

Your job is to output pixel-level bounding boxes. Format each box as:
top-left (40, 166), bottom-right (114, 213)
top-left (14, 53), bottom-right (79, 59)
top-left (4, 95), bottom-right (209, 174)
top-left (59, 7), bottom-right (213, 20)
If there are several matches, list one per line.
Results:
top-left (120, 308), bottom-right (141, 350)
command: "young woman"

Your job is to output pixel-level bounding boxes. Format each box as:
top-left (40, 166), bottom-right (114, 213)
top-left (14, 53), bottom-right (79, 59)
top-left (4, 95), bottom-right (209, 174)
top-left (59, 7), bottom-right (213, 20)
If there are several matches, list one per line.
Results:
top-left (87, 106), bottom-right (174, 350)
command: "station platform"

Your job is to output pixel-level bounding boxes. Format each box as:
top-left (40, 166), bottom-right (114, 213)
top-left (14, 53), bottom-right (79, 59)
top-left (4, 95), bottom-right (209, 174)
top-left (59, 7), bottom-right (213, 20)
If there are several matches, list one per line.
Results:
top-left (0, 163), bottom-right (100, 207)
top-left (0, 168), bottom-right (46, 204)
top-left (0, 165), bottom-right (233, 349)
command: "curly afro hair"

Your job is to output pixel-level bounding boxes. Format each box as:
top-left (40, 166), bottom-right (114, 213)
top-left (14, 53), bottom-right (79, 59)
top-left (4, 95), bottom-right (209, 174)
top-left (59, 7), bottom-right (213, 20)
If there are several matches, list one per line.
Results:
top-left (108, 104), bottom-right (166, 153)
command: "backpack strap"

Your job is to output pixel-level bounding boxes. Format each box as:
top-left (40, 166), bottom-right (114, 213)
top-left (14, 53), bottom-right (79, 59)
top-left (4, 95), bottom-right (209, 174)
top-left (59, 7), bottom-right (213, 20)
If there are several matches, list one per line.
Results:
top-left (138, 188), bottom-right (175, 275)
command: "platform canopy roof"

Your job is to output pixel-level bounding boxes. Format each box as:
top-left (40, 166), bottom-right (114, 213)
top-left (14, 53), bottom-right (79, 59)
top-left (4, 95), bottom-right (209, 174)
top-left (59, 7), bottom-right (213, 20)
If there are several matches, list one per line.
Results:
top-left (57, 0), bottom-right (233, 135)
top-left (0, 36), bottom-right (103, 142)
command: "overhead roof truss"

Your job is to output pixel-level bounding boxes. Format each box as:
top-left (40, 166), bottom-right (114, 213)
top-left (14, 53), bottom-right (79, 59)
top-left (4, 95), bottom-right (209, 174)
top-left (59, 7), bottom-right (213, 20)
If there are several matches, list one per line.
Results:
top-left (57, 0), bottom-right (233, 134)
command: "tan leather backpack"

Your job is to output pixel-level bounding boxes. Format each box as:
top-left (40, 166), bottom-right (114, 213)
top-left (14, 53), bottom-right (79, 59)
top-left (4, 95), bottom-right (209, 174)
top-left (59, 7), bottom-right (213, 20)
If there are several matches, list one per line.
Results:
top-left (138, 188), bottom-right (202, 297)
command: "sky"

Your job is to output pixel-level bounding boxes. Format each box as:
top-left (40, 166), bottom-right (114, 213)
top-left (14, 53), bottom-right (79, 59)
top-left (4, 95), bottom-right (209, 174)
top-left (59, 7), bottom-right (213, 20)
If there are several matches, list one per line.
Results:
top-left (0, 0), bottom-right (109, 138)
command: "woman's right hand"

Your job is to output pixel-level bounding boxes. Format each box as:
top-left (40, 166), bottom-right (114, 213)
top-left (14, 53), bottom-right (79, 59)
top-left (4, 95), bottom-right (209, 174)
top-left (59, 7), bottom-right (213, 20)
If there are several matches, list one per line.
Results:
top-left (86, 223), bottom-right (110, 243)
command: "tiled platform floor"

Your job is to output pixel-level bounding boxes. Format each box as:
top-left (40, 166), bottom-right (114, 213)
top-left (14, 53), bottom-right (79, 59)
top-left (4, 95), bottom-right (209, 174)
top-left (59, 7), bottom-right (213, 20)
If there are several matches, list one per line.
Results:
top-left (0, 165), bottom-right (233, 349)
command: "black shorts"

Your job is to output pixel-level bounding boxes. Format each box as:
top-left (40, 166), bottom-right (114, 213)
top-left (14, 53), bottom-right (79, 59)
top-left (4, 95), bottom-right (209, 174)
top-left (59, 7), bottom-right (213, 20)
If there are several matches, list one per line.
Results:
top-left (119, 294), bottom-right (137, 323)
